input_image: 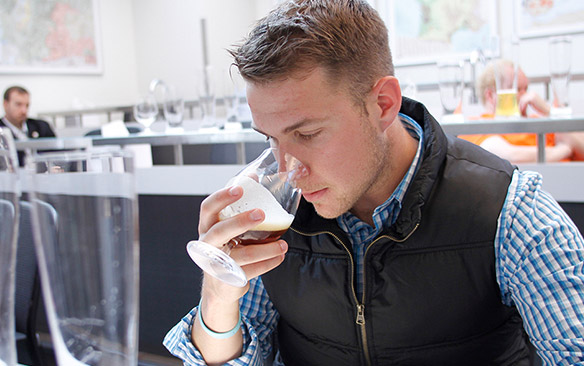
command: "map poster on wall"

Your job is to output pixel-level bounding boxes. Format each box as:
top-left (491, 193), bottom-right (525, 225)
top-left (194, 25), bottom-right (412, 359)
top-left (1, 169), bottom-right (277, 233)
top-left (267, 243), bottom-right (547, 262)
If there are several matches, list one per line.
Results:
top-left (377, 0), bottom-right (497, 66)
top-left (514, 0), bottom-right (584, 38)
top-left (0, 0), bottom-right (102, 74)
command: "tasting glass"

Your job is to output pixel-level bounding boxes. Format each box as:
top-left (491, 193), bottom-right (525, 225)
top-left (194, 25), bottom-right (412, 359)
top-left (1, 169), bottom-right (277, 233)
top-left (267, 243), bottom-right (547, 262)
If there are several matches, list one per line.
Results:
top-left (26, 148), bottom-right (139, 366)
top-left (218, 67), bottom-right (245, 124)
top-left (187, 148), bottom-right (303, 287)
top-left (133, 94), bottom-right (159, 134)
top-left (197, 66), bottom-right (217, 129)
top-left (549, 36), bottom-right (572, 116)
top-left (437, 59), bottom-right (464, 122)
top-left (162, 86), bottom-right (185, 132)
top-left (0, 128), bottom-right (19, 366)
top-left (494, 38), bottom-right (520, 118)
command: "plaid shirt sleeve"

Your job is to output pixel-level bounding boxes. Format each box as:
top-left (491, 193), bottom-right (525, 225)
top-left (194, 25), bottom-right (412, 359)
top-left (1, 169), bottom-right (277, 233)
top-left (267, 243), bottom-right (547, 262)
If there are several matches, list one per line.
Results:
top-left (496, 170), bottom-right (584, 365)
top-left (163, 277), bottom-right (279, 365)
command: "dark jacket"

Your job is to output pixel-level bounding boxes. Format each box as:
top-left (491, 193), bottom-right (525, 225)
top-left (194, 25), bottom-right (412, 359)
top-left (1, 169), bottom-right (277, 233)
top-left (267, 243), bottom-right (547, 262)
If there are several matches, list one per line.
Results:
top-left (0, 118), bottom-right (56, 165)
top-left (262, 98), bottom-right (529, 365)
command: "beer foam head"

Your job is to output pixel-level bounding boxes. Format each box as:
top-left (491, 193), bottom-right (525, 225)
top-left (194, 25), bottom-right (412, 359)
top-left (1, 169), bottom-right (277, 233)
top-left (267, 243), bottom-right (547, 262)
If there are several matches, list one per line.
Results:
top-left (220, 176), bottom-right (294, 231)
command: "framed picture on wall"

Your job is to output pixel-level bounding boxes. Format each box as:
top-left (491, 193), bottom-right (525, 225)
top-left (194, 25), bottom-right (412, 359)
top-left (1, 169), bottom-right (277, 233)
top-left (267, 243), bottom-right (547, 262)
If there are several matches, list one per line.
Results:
top-left (376, 0), bottom-right (498, 66)
top-left (514, 0), bottom-right (584, 38)
top-left (0, 0), bottom-right (103, 74)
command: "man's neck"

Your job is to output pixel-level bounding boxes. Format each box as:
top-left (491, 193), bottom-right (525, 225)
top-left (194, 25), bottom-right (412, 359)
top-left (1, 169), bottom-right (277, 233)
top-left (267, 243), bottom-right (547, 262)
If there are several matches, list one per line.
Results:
top-left (349, 121), bottom-right (419, 225)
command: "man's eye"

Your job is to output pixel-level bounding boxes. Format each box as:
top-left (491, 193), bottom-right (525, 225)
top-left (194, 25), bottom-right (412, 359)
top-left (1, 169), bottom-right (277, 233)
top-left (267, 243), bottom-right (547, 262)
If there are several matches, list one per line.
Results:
top-left (296, 131), bottom-right (321, 141)
top-left (265, 136), bottom-right (279, 148)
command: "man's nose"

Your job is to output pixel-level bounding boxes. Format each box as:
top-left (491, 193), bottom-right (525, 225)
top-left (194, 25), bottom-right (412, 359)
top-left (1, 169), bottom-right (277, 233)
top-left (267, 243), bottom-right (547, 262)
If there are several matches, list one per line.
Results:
top-left (273, 148), bottom-right (288, 173)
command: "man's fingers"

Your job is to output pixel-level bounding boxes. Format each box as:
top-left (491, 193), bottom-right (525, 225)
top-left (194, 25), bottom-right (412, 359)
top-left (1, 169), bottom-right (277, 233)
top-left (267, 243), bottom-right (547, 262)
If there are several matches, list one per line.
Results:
top-left (201, 209), bottom-right (265, 247)
top-left (198, 185), bottom-right (243, 233)
top-left (232, 240), bottom-right (288, 267)
top-left (237, 240), bottom-right (289, 278)
top-left (242, 254), bottom-right (287, 280)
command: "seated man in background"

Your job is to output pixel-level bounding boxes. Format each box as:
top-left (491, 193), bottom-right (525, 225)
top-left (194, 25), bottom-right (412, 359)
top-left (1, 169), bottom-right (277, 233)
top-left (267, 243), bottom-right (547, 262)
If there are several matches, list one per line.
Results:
top-left (1, 85), bottom-right (56, 165)
top-left (460, 60), bottom-right (584, 163)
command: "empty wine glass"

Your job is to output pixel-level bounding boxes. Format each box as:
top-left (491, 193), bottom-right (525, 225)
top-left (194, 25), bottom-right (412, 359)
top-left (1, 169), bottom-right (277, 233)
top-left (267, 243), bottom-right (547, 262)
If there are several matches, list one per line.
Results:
top-left (163, 86), bottom-right (185, 131)
top-left (437, 59), bottom-right (464, 121)
top-left (133, 94), bottom-right (159, 134)
top-left (549, 36), bottom-right (572, 116)
top-left (197, 66), bottom-right (217, 129)
top-left (186, 148), bottom-right (304, 287)
top-left (0, 128), bottom-right (19, 366)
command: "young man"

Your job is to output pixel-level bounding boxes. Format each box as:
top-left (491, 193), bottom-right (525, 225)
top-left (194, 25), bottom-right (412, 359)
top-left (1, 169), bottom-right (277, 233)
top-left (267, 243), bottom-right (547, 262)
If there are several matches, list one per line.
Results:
top-left (1, 86), bottom-right (56, 165)
top-left (164, 1), bottom-right (584, 364)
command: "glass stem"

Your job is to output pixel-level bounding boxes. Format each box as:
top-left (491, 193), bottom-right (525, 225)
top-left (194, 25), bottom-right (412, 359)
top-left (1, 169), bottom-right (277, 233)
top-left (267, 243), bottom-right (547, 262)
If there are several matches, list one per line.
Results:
top-left (223, 238), bottom-right (241, 255)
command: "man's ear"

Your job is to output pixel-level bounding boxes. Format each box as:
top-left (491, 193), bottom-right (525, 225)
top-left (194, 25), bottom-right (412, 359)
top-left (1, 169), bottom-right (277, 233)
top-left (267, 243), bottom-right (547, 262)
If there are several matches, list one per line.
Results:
top-left (484, 87), bottom-right (496, 113)
top-left (370, 76), bottom-right (401, 131)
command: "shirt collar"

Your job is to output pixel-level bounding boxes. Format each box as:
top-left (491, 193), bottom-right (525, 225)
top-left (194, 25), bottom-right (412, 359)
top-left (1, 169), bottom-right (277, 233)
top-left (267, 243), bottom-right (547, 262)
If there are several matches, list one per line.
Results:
top-left (1, 117), bottom-right (28, 140)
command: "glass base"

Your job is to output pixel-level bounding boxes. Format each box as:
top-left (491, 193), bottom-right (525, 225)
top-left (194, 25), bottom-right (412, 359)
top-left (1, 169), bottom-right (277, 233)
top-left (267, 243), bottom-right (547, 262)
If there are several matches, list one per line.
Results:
top-left (186, 241), bottom-right (247, 287)
top-left (441, 113), bottom-right (464, 123)
top-left (550, 106), bottom-right (572, 117)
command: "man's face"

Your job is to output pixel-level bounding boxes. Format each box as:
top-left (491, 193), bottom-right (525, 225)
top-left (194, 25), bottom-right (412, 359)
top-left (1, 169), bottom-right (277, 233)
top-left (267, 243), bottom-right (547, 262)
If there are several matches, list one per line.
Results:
top-left (3, 91), bottom-right (29, 127)
top-left (247, 68), bottom-right (390, 219)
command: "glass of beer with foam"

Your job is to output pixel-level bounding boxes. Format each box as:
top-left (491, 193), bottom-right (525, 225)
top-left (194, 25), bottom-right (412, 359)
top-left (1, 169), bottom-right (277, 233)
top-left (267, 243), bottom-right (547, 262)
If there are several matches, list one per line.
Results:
top-left (494, 38), bottom-right (521, 118)
top-left (187, 148), bottom-right (303, 287)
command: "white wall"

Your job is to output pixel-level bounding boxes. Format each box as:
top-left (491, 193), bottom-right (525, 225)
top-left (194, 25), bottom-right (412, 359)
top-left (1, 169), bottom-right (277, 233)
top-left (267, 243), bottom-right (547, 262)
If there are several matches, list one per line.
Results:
top-left (0, 0), bottom-right (139, 117)
top-left (2, 0), bottom-right (583, 125)
top-left (393, 1), bottom-right (584, 117)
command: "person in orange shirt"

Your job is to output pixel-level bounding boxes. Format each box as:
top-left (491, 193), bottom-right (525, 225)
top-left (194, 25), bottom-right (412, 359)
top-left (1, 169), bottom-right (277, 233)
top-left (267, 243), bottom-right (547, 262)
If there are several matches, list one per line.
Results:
top-left (459, 59), bottom-right (584, 162)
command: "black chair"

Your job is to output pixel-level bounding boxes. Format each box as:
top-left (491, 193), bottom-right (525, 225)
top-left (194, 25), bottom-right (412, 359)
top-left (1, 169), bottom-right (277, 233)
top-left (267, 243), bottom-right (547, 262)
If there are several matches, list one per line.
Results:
top-left (14, 200), bottom-right (43, 366)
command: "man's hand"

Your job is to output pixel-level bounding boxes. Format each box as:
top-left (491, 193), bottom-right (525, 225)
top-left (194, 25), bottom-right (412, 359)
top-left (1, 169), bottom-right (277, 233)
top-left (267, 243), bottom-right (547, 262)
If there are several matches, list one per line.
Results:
top-left (197, 184), bottom-right (288, 300)
top-left (191, 184), bottom-right (288, 365)
top-left (519, 91), bottom-right (550, 117)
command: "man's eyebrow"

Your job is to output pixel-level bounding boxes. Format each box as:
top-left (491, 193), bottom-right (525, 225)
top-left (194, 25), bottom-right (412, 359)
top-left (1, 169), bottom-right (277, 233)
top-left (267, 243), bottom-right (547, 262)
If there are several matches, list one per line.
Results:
top-left (252, 118), bottom-right (324, 136)
top-left (252, 125), bottom-right (267, 136)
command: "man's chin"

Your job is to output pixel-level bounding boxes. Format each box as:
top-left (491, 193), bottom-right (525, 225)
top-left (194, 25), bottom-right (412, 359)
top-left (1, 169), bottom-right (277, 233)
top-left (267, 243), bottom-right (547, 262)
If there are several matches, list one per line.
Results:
top-left (311, 202), bottom-right (344, 220)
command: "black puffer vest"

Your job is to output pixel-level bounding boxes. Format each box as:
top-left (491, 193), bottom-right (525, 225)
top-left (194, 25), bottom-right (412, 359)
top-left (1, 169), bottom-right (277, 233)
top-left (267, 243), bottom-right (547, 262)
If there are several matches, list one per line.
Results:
top-left (262, 98), bottom-right (529, 365)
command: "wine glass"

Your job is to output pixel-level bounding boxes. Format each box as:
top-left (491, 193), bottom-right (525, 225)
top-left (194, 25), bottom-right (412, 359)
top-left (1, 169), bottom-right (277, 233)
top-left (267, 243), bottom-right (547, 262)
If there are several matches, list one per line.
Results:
top-left (549, 36), bottom-right (572, 116)
top-left (437, 59), bottom-right (464, 121)
top-left (133, 94), bottom-right (159, 134)
top-left (197, 65), bottom-right (218, 129)
top-left (219, 67), bottom-right (244, 124)
top-left (494, 37), bottom-right (520, 118)
top-left (186, 148), bottom-right (304, 287)
top-left (162, 86), bottom-right (185, 131)
top-left (26, 147), bottom-right (139, 366)
top-left (0, 128), bottom-right (19, 366)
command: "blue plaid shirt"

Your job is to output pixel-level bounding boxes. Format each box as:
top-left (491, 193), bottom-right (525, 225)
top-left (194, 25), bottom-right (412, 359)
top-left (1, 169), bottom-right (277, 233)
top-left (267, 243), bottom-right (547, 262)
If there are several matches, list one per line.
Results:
top-left (337, 114), bottom-right (423, 299)
top-left (163, 115), bottom-right (584, 366)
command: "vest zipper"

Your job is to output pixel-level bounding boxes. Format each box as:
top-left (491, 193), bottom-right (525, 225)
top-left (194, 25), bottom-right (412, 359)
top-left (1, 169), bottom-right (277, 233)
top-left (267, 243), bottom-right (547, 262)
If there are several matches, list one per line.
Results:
top-left (358, 223), bottom-right (421, 365)
top-left (356, 304), bottom-right (365, 325)
top-left (291, 228), bottom-right (372, 365)
top-left (291, 222), bottom-right (420, 366)
top-left (356, 303), bottom-right (371, 365)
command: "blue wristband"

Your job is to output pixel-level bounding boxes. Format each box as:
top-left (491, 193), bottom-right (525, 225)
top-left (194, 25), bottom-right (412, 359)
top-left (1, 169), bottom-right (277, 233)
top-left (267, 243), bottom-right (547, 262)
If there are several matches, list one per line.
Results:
top-left (197, 298), bottom-right (242, 339)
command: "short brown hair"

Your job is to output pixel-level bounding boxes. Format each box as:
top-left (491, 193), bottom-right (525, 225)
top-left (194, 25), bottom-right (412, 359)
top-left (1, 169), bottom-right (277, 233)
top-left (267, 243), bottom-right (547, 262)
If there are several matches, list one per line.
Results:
top-left (3, 86), bottom-right (29, 101)
top-left (230, 0), bottom-right (393, 105)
